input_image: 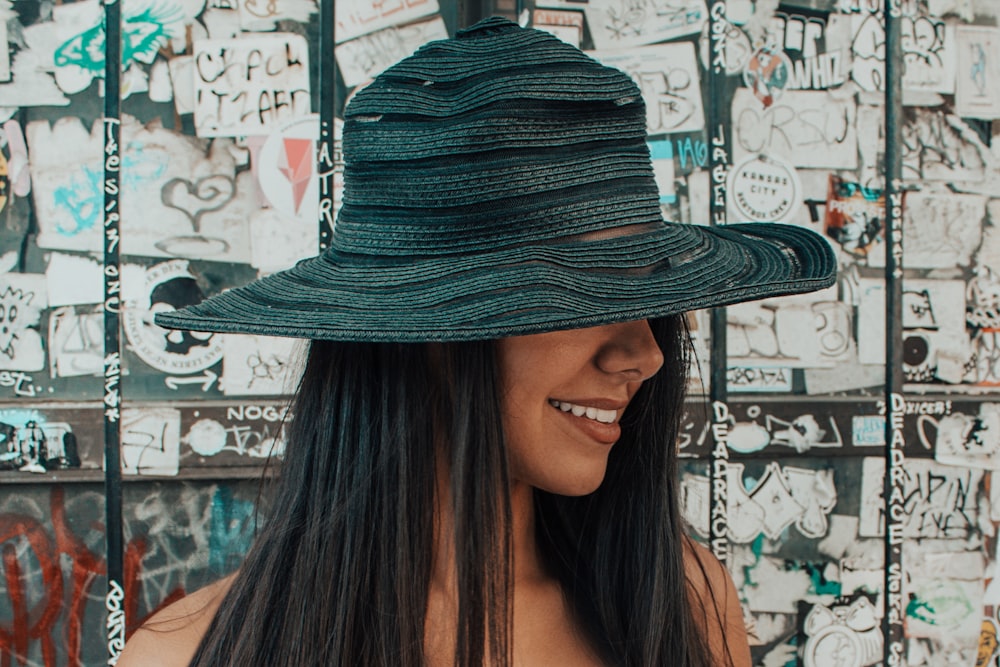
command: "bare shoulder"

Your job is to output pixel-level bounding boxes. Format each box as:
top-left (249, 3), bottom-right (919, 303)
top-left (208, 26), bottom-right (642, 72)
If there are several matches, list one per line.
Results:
top-left (117, 573), bottom-right (237, 667)
top-left (683, 539), bottom-right (752, 667)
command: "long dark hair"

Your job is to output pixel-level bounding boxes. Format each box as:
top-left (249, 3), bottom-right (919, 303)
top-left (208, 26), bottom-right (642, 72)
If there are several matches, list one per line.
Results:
top-left (189, 315), bottom-right (722, 666)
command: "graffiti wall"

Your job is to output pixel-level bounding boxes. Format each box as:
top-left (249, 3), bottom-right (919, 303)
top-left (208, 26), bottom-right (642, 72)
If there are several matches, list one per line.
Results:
top-left (2, 0), bottom-right (1000, 664)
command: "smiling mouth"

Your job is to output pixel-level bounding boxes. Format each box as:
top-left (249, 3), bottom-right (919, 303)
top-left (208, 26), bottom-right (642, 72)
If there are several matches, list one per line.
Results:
top-left (547, 399), bottom-right (617, 424)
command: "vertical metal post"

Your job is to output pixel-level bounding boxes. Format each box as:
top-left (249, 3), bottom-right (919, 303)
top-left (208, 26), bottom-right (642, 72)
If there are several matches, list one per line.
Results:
top-left (883, 1), bottom-right (905, 664)
top-left (706, 0), bottom-right (731, 567)
top-left (102, 0), bottom-right (125, 662)
top-left (318, 0), bottom-right (336, 252)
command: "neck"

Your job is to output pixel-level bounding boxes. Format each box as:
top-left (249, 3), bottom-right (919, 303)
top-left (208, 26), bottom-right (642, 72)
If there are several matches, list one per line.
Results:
top-left (430, 470), bottom-right (545, 594)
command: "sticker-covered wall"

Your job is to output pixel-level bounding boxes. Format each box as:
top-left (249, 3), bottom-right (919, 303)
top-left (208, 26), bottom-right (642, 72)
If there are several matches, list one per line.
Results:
top-left (2, 0), bottom-right (999, 665)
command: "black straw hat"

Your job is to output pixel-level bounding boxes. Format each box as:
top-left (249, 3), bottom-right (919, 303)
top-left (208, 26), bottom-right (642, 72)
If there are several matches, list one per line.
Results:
top-left (156, 17), bottom-right (836, 342)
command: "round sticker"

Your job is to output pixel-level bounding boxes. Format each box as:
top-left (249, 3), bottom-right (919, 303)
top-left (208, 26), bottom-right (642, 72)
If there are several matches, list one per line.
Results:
top-left (743, 46), bottom-right (792, 108)
top-left (727, 154), bottom-right (801, 223)
top-left (122, 260), bottom-right (224, 375)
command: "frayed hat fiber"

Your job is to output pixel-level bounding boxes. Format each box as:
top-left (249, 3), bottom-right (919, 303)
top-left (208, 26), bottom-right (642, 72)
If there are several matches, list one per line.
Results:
top-left (156, 17), bottom-right (837, 342)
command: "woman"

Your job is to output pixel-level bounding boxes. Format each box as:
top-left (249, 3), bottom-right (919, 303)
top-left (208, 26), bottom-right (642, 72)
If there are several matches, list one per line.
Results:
top-left (122, 17), bottom-right (835, 666)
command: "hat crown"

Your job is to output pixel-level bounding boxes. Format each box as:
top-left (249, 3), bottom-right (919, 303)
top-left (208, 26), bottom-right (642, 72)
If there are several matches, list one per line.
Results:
top-left (334, 19), bottom-right (662, 257)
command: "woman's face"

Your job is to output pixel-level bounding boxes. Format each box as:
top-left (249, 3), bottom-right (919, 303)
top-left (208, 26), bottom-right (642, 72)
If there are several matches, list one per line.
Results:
top-left (496, 320), bottom-right (665, 496)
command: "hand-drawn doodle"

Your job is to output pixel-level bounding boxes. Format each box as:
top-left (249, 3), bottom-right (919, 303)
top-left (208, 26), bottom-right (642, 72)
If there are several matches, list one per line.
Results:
top-left (803, 596), bottom-right (883, 667)
top-left (920, 404), bottom-right (1000, 470)
top-left (0, 273), bottom-right (45, 373)
top-left (847, 11), bottom-right (956, 94)
top-left (730, 412), bottom-right (844, 454)
top-left (699, 15), bottom-right (752, 75)
top-left (582, 0), bottom-right (706, 50)
top-left (335, 16), bottom-right (448, 89)
top-left (727, 366), bottom-right (792, 392)
top-left (903, 192), bottom-right (986, 269)
top-left (732, 89), bottom-right (858, 170)
top-left (859, 457), bottom-right (984, 540)
top-left (221, 334), bottom-right (302, 397)
top-left (183, 414), bottom-right (287, 459)
top-left (121, 408), bottom-right (180, 476)
top-left (591, 43), bottom-right (705, 136)
top-left (48, 307), bottom-right (103, 379)
top-left (50, 0), bottom-right (184, 96)
top-left (27, 117), bottom-right (104, 252)
top-left (121, 261), bottom-right (224, 379)
top-left (726, 461), bottom-right (837, 542)
top-left (193, 34), bottom-right (311, 137)
top-left (906, 557), bottom-right (983, 642)
top-left (335, 0), bottom-right (439, 44)
top-left (902, 110), bottom-right (991, 183)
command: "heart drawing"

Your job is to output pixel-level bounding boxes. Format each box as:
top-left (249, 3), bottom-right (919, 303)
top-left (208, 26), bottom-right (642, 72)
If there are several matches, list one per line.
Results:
top-left (160, 175), bottom-right (237, 233)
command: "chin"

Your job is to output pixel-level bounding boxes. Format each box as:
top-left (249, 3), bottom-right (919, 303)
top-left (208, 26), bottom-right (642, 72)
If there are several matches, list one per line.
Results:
top-left (539, 473), bottom-right (607, 497)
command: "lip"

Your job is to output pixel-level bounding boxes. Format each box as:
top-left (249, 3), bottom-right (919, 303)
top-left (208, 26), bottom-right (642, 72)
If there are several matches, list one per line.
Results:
top-left (549, 398), bottom-right (626, 445)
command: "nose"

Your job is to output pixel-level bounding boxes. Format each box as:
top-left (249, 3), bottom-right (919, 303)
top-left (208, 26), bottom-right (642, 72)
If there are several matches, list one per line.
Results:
top-left (595, 320), bottom-right (665, 382)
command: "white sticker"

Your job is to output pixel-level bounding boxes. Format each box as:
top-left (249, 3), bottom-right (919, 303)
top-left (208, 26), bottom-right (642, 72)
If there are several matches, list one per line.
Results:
top-left (727, 153), bottom-right (801, 223)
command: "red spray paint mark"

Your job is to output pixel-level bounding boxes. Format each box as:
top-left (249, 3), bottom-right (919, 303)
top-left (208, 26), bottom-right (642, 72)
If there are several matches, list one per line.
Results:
top-left (0, 513), bottom-right (62, 667)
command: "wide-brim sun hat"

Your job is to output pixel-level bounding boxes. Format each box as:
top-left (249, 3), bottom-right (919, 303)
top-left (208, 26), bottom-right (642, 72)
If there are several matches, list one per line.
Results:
top-left (155, 17), bottom-right (837, 342)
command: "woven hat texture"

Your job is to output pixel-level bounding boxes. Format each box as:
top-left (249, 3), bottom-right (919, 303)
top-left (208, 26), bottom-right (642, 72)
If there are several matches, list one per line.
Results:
top-left (156, 17), bottom-right (837, 342)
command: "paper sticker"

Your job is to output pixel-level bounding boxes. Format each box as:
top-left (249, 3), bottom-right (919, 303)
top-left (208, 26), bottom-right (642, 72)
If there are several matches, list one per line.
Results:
top-left (193, 34), bottom-right (311, 137)
top-left (764, 11), bottom-right (848, 91)
top-left (732, 88), bottom-right (858, 170)
top-left (590, 42), bottom-right (704, 136)
top-left (0, 273), bottom-right (46, 373)
top-left (727, 153), bottom-right (801, 224)
top-left (744, 46), bottom-right (793, 108)
top-left (335, 16), bottom-right (448, 89)
top-left (237, 0), bottom-right (318, 32)
top-left (902, 192), bottom-right (986, 269)
top-left (956, 26), bottom-right (1000, 119)
top-left (583, 0), bottom-right (706, 51)
top-left (335, 0), bottom-right (440, 44)
top-left (222, 334), bottom-right (303, 396)
top-left (532, 10), bottom-right (584, 48)
top-left (48, 307), bottom-right (103, 378)
top-left (0, 18), bottom-right (10, 83)
top-left (848, 11), bottom-right (956, 94)
top-left (121, 407), bottom-right (181, 476)
top-left (824, 176), bottom-right (883, 256)
top-left (121, 260), bottom-right (224, 377)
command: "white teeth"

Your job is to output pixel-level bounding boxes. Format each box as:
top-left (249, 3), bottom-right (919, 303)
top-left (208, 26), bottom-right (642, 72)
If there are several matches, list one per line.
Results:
top-left (548, 400), bottom-right (617, 424)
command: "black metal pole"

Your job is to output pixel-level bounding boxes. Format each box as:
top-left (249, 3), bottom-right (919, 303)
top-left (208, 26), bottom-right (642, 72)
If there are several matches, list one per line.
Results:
top-left (318, 0), bottom-right (336, 252)
top-left (706, 0), bottom-right (731, 567)
top-left (102, 0), bottom-right (125, 662)
top-left (883, 1), bottom-right (905, 664)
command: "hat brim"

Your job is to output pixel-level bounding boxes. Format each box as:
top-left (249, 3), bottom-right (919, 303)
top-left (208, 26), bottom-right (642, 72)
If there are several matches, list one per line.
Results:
top-left (154, 222), bottom-right (837, 342)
